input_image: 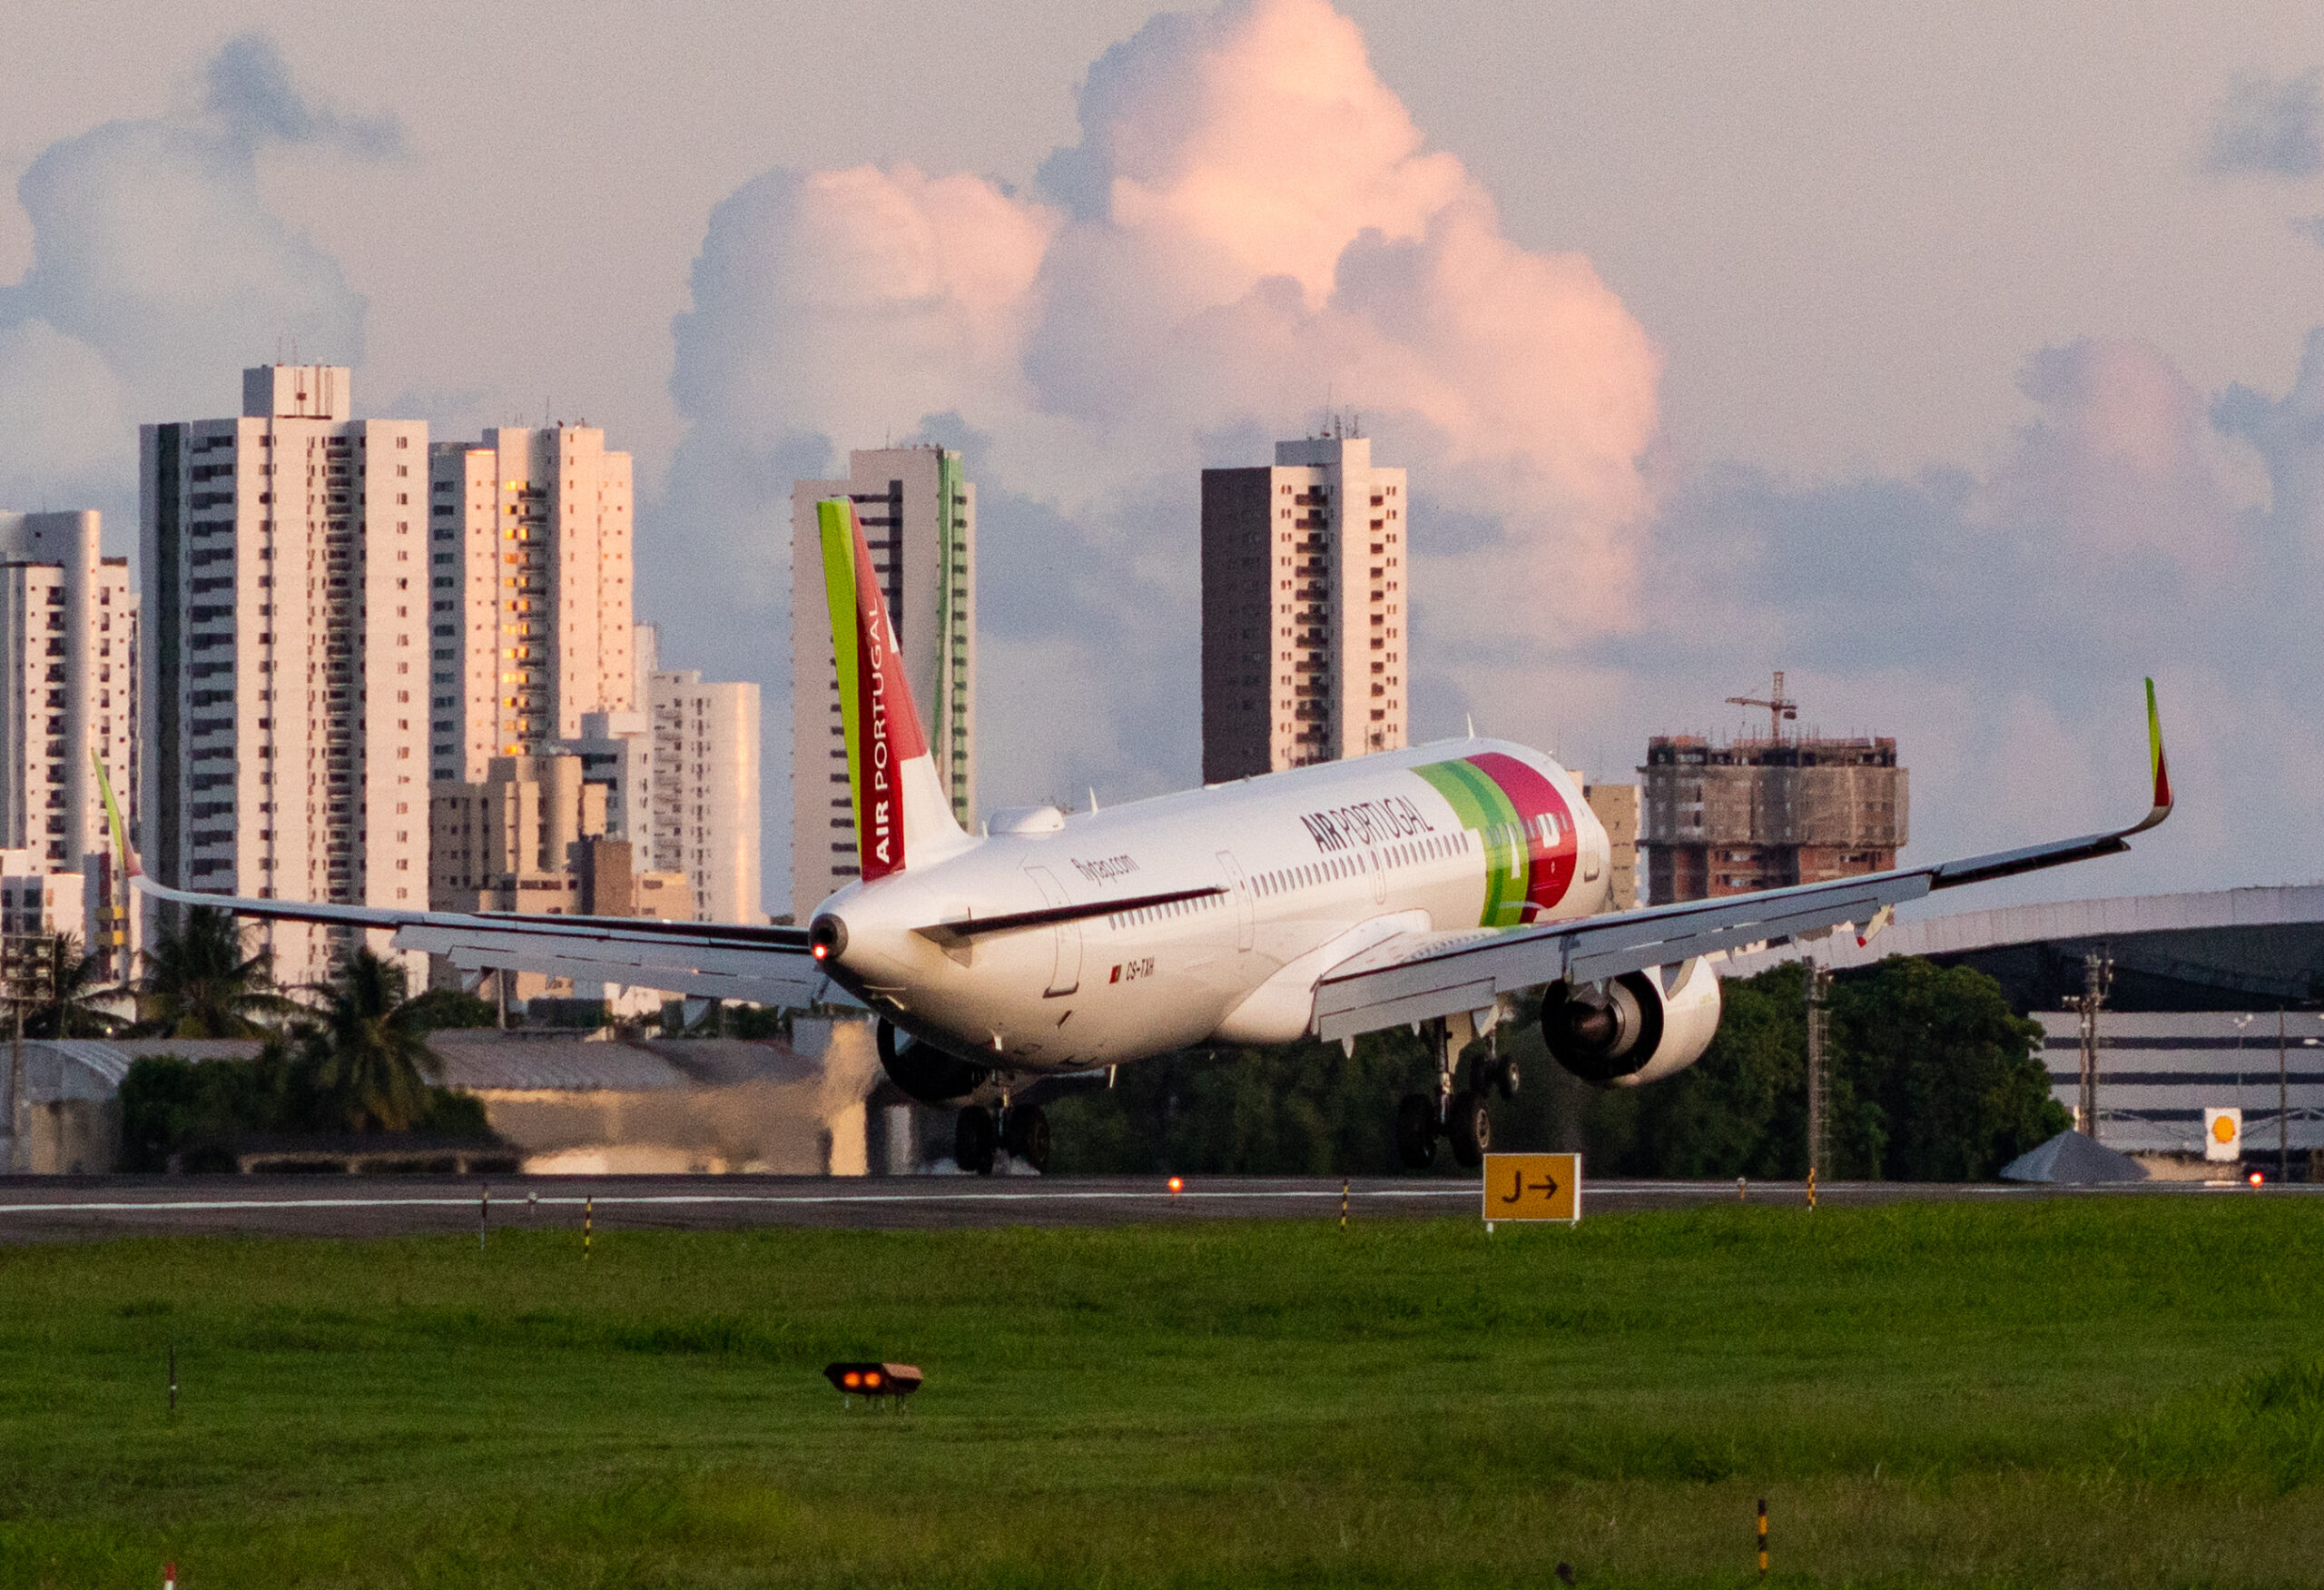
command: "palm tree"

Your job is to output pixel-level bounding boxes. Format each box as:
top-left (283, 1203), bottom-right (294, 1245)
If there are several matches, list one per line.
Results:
top-left (22, 933), bottom-right (123, 1038)
top-left (301, 949), bottom-right (444, 1132)
top-left (134, 905), bottom-right (298, 1037)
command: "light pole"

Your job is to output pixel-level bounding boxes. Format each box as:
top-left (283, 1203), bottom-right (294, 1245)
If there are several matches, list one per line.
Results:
top-left (2066, 952), bottom-right (2112, 1139)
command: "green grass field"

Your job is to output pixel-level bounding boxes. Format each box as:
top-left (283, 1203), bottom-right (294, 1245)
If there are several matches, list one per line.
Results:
top-left (4, 1198), bottom-right (2322, 1588)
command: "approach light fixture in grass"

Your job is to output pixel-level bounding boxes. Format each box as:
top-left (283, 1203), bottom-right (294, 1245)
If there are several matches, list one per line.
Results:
top-left (825, 1362), bottom-right (923, 1403)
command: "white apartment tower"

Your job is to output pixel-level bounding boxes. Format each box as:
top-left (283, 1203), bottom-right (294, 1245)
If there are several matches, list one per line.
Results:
top-left (140, 366), bottom-right (429, 988)
top-left (426, 425), bottom-right (635, 785)
top-left (646, 670), bottom-right (760, 923)
top-left (788, 447), bottom-right (974, 922)
top-left (0, 510), bottom-right (137, 971)
top-left (1201, 432), bottom-right (1407, 781)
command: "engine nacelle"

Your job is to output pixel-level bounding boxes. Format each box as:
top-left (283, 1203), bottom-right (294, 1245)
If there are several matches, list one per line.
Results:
top-left (876, 1018), bottom-right (991, 1105)
top-left (1540, 958), bottom-right (1722, 1088)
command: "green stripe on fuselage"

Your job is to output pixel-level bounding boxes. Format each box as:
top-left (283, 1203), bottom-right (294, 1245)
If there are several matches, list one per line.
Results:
top-left (818, 500), bottom-right (864, 836)
top-left (1412, 758), bottom-right (1528, 926)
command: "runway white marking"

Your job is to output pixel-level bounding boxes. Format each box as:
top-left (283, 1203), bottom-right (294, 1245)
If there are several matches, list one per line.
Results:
top-left (3, 1180), bottom-right (2308, 1219)
top-left (0, 1187), bottom-right (1481, 1216)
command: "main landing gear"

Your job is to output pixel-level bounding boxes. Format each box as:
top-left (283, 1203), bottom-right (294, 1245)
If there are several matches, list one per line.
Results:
top-left (1395, 1014), bottom-right (1519, 1171)
top-left (954, 1101), bottom-right (1051, 1176)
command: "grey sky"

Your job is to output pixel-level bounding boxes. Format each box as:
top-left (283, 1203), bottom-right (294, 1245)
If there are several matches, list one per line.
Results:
top-left (2, 1), bottom-right (2315, 485)
top-left (4, 1), bottom-right (2323, 911)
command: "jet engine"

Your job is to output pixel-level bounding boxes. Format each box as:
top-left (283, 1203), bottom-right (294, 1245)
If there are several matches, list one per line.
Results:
top-left (1539, 958), bottom-right (1722, 1088)
top-left (876, 1018), bottom-right (991, 1105)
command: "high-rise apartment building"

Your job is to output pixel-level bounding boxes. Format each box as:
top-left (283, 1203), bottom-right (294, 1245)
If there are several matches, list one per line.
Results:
top-left (0, 510), bottom-right (136, 971)
top-left (426, 425), bottom-right (635, 785)
top-left (1640, 730), bottom-right (1907, 904)
top-left (788, 447), bottom-right (974, 921)
top-left (648, 670), bottom-right (760, 924)
top-left (140, 365), bottom-right (429, 988)
top-left (427, 751), bottom-right (691, 1002)
top-left (1201, 432), bottom-right (1407, 781)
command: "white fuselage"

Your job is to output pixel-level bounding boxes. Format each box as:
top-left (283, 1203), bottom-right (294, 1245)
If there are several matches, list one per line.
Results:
top-left (816, 737), bottom-right (1613, 1073)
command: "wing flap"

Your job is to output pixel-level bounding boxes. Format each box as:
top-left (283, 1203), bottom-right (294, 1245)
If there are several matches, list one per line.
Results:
top-left (1313, 874), bottom-right (1930, 1041)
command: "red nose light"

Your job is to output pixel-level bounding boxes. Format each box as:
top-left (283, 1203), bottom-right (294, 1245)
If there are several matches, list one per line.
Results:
top-left (812, 943), bottom-right (828, 960)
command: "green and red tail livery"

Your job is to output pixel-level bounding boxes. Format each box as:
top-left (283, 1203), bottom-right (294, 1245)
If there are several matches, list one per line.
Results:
top-left (820, 498), bottom-right (929, 883)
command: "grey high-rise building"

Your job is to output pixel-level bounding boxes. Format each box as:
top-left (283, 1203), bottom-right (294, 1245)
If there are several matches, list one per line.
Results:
top-left (788, 447), bottom-right (974, 923)
top-left (425, 424), bottom-right (636, 785)
top-left (140, 366), bottom-right (429, 988)
top-left (0, 509), bottom-right (137, 973)
top-left (1201, 433), bottom-right (1408, 781)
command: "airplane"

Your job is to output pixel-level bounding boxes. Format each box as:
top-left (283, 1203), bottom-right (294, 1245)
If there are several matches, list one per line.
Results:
top-left (108, 497), bottom-right (2175, 1175)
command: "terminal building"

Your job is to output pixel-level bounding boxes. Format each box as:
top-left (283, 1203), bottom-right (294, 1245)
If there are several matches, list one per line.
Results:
top-left (1724, 884), bottom-right (2324, 1168)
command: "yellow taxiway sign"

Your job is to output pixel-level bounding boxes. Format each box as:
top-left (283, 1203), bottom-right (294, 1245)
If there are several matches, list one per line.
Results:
top-left (1482, 1152), bottom-right (1581, 1226)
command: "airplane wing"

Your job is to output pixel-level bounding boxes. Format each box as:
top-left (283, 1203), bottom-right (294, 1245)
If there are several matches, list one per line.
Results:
top-left (126, 871), bottom-right (840, 1008)
top-left (97, 754), bottom-right (837, 1008)
top-left (1310, 679), bottom-right (2175, 1042)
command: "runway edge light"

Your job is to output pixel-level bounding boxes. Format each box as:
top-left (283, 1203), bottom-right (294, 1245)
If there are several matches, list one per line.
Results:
top-left (824, 1362), bottom-right (925, 1405)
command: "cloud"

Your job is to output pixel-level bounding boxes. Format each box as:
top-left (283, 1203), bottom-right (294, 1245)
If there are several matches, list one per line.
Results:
top-left (658, 0), bottom-right (1661, 903)
top-left (1620, 334), bottom-right (2318, 897)
top-left (203, 32), bottom-right (405, 160)
top-left (2203, 69), bottom-right (2322, 178)
top-left (0, 32), bottom-right (384, 534)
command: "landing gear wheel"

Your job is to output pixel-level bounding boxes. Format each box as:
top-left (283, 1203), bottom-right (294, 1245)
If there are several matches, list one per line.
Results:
top-left (1447, 1095), bottom-right (1491, 1169)
top-left (955, 1106), bottom-right (998, 1175)
top-left (1496, 1058), bottom-right (1521, 1101)
top-left (1395, 1093), bottom-right (1439, 1170)
top-left (1003, 1103), bottom-right (1052, 1172)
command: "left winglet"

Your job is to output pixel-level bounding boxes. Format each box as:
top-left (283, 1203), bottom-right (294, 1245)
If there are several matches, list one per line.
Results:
top-left (2126, 675), bottom-right (2171, 835)
top-left (93, 753), bottom-right (140, 879)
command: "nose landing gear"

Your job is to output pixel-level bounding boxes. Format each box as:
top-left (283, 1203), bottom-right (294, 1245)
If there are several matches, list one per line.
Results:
top-left (1393, 1013), bottom-right (1511, 1171)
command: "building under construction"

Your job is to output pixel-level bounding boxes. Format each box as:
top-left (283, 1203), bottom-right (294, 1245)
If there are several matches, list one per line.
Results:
top-left (1640, 674), bottom-right (1907, 904)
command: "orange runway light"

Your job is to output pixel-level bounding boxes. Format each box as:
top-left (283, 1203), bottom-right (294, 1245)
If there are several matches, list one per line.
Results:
top-left (2250, 1170), bottom-right (2265, 1187)
top-left (824, 1362), bottom-right (923, 1403)
top-left (1167, 1176), bottom-right (1184, 1198)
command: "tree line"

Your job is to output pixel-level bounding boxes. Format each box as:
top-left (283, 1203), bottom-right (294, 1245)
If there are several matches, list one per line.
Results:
top-left (84, 906), bottom-right (499, 1170)
top-left (1047, 957), bottom-right (2066, 1180)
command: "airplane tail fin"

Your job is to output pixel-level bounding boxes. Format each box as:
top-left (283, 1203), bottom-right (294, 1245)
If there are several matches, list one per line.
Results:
top-left (818, 498), bottom-right (969, 882)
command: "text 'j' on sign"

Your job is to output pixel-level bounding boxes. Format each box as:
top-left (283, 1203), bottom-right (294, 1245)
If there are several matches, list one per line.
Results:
top-left (1482, 1152), bottom-right (1581, 1223)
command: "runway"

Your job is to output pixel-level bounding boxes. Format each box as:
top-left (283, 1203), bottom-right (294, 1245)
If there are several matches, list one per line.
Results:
top-left (0, 1170), bottom-right (2308, 1243)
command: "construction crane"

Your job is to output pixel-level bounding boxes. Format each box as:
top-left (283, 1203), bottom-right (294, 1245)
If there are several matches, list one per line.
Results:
top-left (1726, 670), bottom-right (1798, 743)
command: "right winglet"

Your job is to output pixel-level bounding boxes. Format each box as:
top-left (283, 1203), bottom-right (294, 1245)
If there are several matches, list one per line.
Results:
top-left (1928, 677), bottom-right (2173, 890)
